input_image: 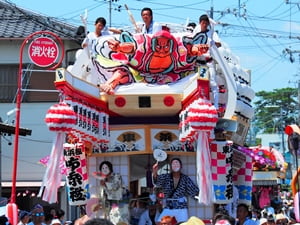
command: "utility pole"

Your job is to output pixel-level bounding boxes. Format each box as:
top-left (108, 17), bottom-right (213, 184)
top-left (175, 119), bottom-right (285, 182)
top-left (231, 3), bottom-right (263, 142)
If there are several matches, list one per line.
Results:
top-left (298, 79), bottom-right (300, 125)
top-left (280, 107), bottom-right (286, 154)
top-left (210, 0), bottom-right (214, 18)
top-left (109, 0), bottom-right (112, 27)
top-left (0, 131), bottom-right (2, 197)
top-left (283, 49), bottom-right (300, 124)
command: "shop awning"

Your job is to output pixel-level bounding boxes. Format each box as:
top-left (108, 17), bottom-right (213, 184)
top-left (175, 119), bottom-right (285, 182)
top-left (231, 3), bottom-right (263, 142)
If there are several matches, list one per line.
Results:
top-left (1, 181), bottom-right (65, 187)
top-left (253, 179), bottom-right (280, 186)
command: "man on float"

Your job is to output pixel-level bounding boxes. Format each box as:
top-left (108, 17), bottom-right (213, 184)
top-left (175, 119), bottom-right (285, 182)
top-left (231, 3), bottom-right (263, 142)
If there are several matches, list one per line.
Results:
top-left (152, 158), bottom-right (199, 223)
top-left (193, 14), bottom-right (221, 110)
top-left (138, 7), bottom-right (162, 34)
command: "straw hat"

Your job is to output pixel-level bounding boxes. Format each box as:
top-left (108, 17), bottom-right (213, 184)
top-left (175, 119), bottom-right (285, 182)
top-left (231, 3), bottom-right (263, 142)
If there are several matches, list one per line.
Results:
top-left (181, 216), bottom-right (205, 225)
top-left (51, 219), bottom-right (62, 225)
top-left (259, 218), bottom-right (268, 225)
top-left (275, 214), bottom-right (288, 223)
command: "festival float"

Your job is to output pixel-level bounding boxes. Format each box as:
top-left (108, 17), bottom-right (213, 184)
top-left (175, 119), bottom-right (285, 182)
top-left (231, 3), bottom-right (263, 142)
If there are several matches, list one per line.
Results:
top-left (236, 145), bottom-right (287, 211)
top-left (39, 18), bottom-right (257, 222)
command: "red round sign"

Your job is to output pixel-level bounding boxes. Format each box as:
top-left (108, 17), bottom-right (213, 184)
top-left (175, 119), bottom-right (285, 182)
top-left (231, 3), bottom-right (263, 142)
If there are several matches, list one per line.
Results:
top-left (28, 37), bottom-right (59, 67)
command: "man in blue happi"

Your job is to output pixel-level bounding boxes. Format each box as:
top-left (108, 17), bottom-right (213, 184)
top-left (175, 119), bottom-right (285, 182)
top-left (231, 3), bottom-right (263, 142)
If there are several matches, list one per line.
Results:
top-left (152, 157), bottom-right (199, 223)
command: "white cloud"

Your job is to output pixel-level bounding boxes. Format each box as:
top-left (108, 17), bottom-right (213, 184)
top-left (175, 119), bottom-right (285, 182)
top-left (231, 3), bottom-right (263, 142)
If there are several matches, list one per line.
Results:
top-left (283, 22), bottom-right (300, 33)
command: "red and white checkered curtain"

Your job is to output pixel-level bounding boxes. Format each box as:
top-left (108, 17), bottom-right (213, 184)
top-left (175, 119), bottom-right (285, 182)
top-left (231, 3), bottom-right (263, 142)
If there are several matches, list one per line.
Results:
top-left (211, 141), bottom-right (233, 204)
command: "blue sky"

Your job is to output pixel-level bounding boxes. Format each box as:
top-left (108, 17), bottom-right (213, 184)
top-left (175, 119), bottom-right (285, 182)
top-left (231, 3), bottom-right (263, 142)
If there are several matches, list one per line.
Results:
top-left (8, 0), bottom-right (300, 92)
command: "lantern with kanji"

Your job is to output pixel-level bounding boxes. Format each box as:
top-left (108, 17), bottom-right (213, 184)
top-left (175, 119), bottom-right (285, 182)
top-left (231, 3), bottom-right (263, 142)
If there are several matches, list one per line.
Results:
top-left (38, 101), bottom-right (76, 203)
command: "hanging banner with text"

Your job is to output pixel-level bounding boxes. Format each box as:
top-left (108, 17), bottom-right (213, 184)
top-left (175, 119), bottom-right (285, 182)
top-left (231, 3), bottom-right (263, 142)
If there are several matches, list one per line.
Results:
top-left (64, 142), bottom-right (89, 206)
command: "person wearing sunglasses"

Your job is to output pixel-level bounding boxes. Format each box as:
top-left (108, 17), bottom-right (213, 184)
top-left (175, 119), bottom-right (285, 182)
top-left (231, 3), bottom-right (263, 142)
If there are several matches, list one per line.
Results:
top-left (28, 204), bottom-right (45, 225)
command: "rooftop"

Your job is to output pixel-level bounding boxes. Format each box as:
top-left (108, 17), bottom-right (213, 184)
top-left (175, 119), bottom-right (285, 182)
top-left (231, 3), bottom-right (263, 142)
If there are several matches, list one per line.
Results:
top-left (0, 0), bottom-right (83, 40)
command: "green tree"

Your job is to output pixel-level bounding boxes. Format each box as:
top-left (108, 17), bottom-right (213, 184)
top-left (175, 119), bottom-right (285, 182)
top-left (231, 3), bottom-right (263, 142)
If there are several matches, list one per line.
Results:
top-left (253, 87), bottom-right (298, 134)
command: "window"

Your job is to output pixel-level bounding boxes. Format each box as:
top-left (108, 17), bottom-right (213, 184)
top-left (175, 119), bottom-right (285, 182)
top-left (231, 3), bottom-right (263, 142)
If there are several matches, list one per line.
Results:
top-left (0, 64), bottom-right (59, 102)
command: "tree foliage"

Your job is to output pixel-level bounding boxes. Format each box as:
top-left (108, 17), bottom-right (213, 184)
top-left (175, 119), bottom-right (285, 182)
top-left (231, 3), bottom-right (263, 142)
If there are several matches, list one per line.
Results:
top-left (253, 87), bottom-right (298, 134)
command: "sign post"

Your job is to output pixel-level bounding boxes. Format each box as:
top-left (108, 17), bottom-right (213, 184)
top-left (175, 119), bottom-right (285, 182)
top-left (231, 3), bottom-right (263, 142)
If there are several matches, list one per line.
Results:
top-left (8, 31), bottom-right (64, 225)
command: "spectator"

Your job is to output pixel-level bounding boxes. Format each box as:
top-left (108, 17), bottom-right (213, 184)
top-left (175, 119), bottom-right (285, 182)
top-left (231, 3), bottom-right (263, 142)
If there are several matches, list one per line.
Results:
top-left (56, 209), bottom-right (65, 224)
top-left (160, 216), bottom-right (177, 225)
top-left (213, 213), bottom-right (236, 225)
top-left (27, 204), bottom-right (46, 225)
top-left (138, 200), bottom-right (161, 225)
top-left (44, 213), bottom-right (53, 225)
top-left (51, 219), bottom-right (61, 225)
top-left (0, 215), bottom-right (10, 225)
top-left (130, 195), bottom-right (148, 225)
top-left (236, 203), bottom-right (257, 225)
top-left (18, 210), bottom-right (30, 225)
top-left (180, 216), bottom-right (204, 225)
top-left (259, 218), bottom-right (267, 225)
top-left (266, 215), bottom-right (275, 225)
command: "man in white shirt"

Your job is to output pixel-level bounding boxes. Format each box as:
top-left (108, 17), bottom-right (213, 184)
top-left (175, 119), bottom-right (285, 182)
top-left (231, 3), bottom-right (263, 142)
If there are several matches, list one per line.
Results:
top-left (139, 8), bottom-right (162, 34)
top-left (81, 17), bottom-right (111, 56)
top-left (192, 14), bottom-right (221, 110)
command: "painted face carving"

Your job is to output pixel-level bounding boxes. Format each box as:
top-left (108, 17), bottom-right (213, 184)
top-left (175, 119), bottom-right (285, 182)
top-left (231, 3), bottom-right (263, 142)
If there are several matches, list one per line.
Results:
top-left (101, 164), bottom-right (111, 175)
top-left (171, 160), bottom-right (181, 172)
top-left (154, 36), bottom-right (171, 57)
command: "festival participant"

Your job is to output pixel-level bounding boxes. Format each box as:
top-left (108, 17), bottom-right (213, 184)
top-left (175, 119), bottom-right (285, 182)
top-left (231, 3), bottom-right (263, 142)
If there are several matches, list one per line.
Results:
top-left (82, 17), bottom-right (114, 56)
top-left (27, 204), bottom-right (46, 225)
top-left (93, 161), bottom-right (129, 225)
top-left (152, 158), bottom-right (199, 223)
top-left (236, 203), bottom-right (257, 225)
top-left (192, 14), bottom-right (221, 110)
top-left (193, 14), bottom-right (221, 47)
top-left (186, 22), bottom-right (196, 33)
top-left (138, 7), bottom-right (162, 34)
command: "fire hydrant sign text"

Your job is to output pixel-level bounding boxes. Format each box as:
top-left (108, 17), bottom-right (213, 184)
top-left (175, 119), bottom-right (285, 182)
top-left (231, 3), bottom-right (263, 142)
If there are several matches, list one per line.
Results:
top-left (28, 37), bottom-right (59, 67)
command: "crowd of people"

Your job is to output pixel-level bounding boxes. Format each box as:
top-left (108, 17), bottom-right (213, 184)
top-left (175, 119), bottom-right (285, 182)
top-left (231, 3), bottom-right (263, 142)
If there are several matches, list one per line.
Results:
top-left (1, 201), bottom-right (298, 225)
top-left (0, 156), bottom-right (298, 225)
top-left (0, 204), bottom-right (67, 225)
